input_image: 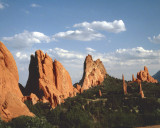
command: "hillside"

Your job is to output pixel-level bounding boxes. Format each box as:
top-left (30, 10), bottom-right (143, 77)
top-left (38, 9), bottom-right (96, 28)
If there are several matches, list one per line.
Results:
top-left (153, 71), bottom-right (160, 82)
top-left (1, 75), bottom-right (160, 128)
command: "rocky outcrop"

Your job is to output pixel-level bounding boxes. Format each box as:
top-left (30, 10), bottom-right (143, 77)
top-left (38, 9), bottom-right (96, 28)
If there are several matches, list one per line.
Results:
top-left (23, 93), bottom-right (39, 105)
top-left (79, 55), bottom-right (107, 91)
top-left (0, 41), bottom-right (34, 121)
top-left (25, 50), bottom-right (77, 108)
top-left (137, 66), bottom-right (158, 83)
top-left (122, 74), bottom-right (128, 95)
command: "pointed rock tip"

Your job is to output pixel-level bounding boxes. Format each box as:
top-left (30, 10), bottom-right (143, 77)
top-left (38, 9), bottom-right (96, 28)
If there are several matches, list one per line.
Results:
top-left (86, 54), bottom-right (93, 60)
top-left (0, 41), bottom-right (6, 48)
top-left (144, 66), bottom-right (148, 72)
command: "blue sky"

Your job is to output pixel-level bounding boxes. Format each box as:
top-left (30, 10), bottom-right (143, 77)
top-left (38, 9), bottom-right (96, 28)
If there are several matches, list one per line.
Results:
top-left (0, 0), bottom-right (160, 85)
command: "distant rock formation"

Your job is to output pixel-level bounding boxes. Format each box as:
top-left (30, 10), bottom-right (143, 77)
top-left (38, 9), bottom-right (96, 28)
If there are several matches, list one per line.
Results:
top-left (0, 41), bottom-right (34, 121)
top-left (137, 66), bottom-right (158, 83)
top-left (123, 74), bottom-right (145, 98)
top-left (153, 70), bottom-right (160, 82)
top-left (25, 50), bottom-right (77, 108)
top-left (122, 74), bottom-right (128, 95)
top-left (79, 55), bottom-right (107, 91)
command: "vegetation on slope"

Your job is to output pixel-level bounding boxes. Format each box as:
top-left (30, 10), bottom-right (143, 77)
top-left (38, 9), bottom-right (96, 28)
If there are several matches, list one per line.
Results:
top-left (1, 75), bottom-right (160, 128)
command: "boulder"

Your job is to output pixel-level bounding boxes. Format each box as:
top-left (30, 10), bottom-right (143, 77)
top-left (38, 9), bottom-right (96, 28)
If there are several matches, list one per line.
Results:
top-left (0, 41), bottom-right (34, 121)
top-left (79, 55), bottom-right (107, 90)
top-left (25, 50), bottom-right (76, 108)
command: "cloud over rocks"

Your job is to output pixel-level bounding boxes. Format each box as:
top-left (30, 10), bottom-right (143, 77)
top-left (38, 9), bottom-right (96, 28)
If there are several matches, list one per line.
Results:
top-left (2, 31), bottom-right (50, 49)
top-left (73, 20), bottom-right (126, 33)
top-left (148, 34), bottom-right (160, 44)
top-left (15, 46), bottom-right (160, 85)
top-left (47, 48), bottom-right (85, 60)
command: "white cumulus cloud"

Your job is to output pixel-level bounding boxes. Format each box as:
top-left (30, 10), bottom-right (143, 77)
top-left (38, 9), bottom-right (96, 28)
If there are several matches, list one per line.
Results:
top-left (15, 52), bottom-right (29, 60)
top-left (2, 31), bottom-right (50, 49)
top-left (73, 20), bottom-right (126, 33)
top-left (148, 34), bottom-right (160, 44)
top-left (86, 47), bottom-right (96, 52)
top-left (53, 20), bottom-right (126, 41)
top-left (52, 29), bottom-right (104, 41)
top-left (48, 48), bottom-right (85, 60)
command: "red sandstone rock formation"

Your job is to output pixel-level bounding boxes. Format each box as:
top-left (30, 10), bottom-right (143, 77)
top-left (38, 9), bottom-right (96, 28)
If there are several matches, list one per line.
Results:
top-left (132, 74), bottom-right (136, 82)
top-left (99, 90), bottom-right (102, 97)
top-left (139, 82), bottom-right (145, 98)
top-left (0, 41), bottom-right (34, 121)
top-left (137, 66), bottom-right (158, 83)
top-left (79, 55), bottom-right (107, 91)
top-left (25, 50), bottom-right (77, 108)
top-left (122, 74), bottom-right (128, 95)
top-left (75, 84), bottom-right (82, 93)
top-left (23, 93), bottom-right (39, 105)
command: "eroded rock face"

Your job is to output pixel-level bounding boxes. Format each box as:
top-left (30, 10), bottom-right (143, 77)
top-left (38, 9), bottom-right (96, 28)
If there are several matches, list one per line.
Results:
top-left (79, 55), bottom-right (107, 90)
top-left (137, 66), bottom-right (158, 83)
top-left (0, 42), bottom-right (34, 121)
top-left (25, 50), bottom-right (76, 108)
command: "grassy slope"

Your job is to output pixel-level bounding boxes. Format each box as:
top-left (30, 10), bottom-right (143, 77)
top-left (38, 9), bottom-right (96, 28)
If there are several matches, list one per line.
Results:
top-left (1, 75), bottom-right (160, 128)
